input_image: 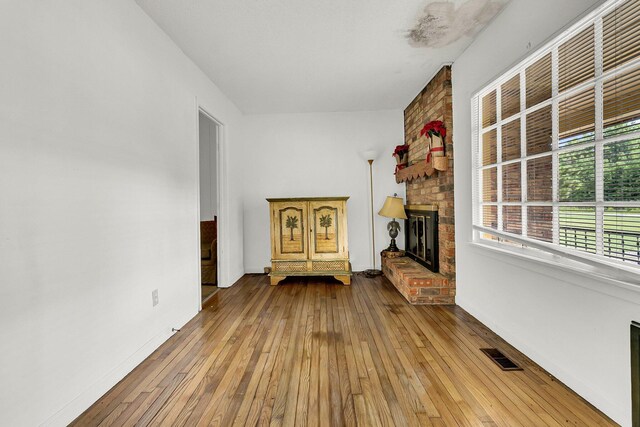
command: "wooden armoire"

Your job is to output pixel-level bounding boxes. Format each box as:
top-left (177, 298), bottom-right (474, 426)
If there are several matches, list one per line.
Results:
top-left (267, 197), bottom-right (351, 285)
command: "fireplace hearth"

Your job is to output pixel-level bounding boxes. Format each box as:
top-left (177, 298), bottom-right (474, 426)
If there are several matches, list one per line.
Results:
top-left (405, 205), bottom-right (439, 273)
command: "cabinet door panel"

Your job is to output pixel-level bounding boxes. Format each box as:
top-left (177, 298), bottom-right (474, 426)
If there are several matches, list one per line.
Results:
top-left (271, 202), bottom-right (308, 260)
top-left (309, 200), bottom-right (347, 260)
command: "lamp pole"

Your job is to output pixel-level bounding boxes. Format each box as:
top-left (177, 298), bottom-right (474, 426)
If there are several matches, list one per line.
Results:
top-left (359, 149), bottom-right (382, 277)
top-left (368, 159), bottom-right (376, 270)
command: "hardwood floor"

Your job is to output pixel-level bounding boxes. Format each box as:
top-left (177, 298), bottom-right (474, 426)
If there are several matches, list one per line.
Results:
top-left (201, 285), bottom-right (218, 303)
top-left (72, 274), bottom-right (616, 426)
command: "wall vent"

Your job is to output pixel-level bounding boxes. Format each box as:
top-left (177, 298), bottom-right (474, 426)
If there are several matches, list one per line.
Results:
top-left (481, 348), bottom-right (523, 371)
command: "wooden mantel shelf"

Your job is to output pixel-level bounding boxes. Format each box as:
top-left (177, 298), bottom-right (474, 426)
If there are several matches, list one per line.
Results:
top-left (395, 157), bottom-right (448, 184)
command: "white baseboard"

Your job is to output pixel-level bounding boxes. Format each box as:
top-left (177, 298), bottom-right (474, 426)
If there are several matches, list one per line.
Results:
top-left (42, 313), bottom-right (196, 427)
top-left (243, 266), bottom-right (265, 275)
top-left (456, 296), bottom-right (626, 426)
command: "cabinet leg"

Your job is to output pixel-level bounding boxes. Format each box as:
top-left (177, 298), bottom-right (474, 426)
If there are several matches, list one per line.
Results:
top-left (270, 276), bottom-right (285, 286)
top-left (334, 275), bottom-right (351, 286)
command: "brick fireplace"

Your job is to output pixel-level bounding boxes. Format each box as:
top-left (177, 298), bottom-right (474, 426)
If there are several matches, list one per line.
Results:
top-left (382, 66), bottom-right (456, 305)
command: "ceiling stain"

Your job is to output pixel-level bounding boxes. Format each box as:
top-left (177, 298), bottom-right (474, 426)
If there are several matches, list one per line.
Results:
top-left (407, 0), bottom-right (509, 48)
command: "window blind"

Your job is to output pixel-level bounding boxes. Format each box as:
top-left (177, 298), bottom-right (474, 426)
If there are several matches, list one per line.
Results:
top-left (501, 119), bottom-right (521, 160)
top-left (559, 26), bottom-right (595, 92)
top-left (482, 90), bottom-right (497, 128)
top-left (603, 65), bottom-right (640, 136)
top-left (501, 75), bottom-right (521, 119)
top-left (559, 88), bottom-right (595, 146)
top-left (526, 53), bottom-right (552, 108)
top-left (473, 0), bottom-right (640, 268)
top-left (603, 0), bottom-right (640, 71)
top-left (526, 106), bottom-right (553, 155)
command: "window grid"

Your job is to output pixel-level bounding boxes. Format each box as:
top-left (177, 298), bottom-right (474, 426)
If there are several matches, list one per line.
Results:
top-left (520, 70), bottom-right (528, 237)
top-left (552, 46), bottom-right (560, 245)
top-left (496, 84), bottom-right (503, 232)
top-left (594, 16), bottom-right (605, 255)
top-left (473, 0), bottom-right (640, 267)
top-left (472, 96), bottom-right (481, 228)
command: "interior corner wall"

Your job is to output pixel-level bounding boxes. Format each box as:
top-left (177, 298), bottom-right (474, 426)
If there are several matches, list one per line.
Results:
top-left (452, 0), bottom-right (639, 425)
top-left (0, 1), bottom-right (244, 425)
top-left (241, 110), bottom-right (405, 273)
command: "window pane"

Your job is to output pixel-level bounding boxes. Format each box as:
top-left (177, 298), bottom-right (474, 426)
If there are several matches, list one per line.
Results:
top-left (502, 119), bottom-right (521, 160)
top-left (603, 65), bottom-right (640, 138)
top-left (482, 129), bottom-right (497, 165)
top-left (527, 155), bottom-right (552, 201)
top-left (559, 25), bottom-right (595, 92)
top-left (483, 167), bottom-right (497, 202)
top-left (501, 74), bottom-right (520, 119)
top-left (526, 53), bottom-right (552, 108)
top-left (482, 90), bottom-right (497, 128)
top-left (527, 106), bottom-right (553, 155)
top-left (528, 206), bottom-right (553, 242)
top-left (603, 0), bottom-right (640, 72)
top-left (604, 138), bottom-right (640, 201)
top-left (503, 206), bottom-right (522, 235)
top-left (604, 207), bottom-right (640, 264)
top-left (483, 205), bottom-right (498, 230)
top-left (559, 207), bottom-right (597, 254)
top-left (559, 147), bottom-right (596, 202)
top-left (559, 88), bottom-right (595, 147)
top-left (502, 162), bottom-right (522, 202)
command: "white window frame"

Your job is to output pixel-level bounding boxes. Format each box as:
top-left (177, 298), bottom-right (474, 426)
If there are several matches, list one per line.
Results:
top-left (471, 0), bottom-right (640, 285)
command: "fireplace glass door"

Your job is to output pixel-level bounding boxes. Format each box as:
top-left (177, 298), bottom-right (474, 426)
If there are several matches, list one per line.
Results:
top-left (405, 209), bottom-right (438, 272)
top-left (411, 217), bottom-right (425, 260)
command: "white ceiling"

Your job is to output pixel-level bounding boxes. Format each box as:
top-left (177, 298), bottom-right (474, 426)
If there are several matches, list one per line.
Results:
top-left (135, 0), bottom-right (509, 114)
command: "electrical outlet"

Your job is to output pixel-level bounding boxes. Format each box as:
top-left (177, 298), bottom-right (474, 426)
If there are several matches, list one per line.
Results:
top-left (152, 289), bottom-right (159, 307)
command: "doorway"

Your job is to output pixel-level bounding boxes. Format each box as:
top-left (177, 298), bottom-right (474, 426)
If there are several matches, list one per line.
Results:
top-left (198, 111), bottom-right (219, 304)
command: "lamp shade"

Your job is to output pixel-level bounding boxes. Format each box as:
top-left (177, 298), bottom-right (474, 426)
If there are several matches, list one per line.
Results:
top-left (359, 149), bottom-right (378, 161)
top-left (378, 196), bottom-right (407, 219)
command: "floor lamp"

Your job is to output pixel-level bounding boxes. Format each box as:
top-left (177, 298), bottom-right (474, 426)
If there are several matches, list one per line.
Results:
top-left (360, 149), bottom-right (383, 277)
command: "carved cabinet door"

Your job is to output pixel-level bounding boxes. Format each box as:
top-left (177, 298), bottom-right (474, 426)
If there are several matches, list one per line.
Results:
top-left (308, 200), bottom-right (348, 260)
top-left (271, 201), bottom-right (308, 260)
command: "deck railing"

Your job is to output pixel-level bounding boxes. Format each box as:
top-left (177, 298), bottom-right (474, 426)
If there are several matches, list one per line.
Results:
top-left (559, 226), bottom-right (640, 264)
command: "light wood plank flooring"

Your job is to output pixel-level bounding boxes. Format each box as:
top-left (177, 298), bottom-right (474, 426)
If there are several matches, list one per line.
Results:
top-left (201, 285), bottom-right (218, 303)
top-left (72, 274), bottom-right (616, 426)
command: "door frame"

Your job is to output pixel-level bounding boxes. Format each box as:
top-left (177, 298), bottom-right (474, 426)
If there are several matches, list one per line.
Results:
top-left (196, 104), bottom-right (225, 311)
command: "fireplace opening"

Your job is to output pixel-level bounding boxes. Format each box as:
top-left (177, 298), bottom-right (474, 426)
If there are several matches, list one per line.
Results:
top-left (405, 206), bottom-right (439, 272)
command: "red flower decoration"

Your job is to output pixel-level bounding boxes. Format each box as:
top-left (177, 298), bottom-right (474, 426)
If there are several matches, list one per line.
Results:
top-left (420, 120), bottom-right (446, 139)
top-left (392, 144), bottom-right (409, 157)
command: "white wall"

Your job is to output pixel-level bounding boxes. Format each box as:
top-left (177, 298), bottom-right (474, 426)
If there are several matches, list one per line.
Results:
top-left (453, 0), bottom-right (639, 425)
top-left (0, 1), bottom-right (244, 426)
top-left (242, 110), bottom-right (405, 273)
top-left (199, 112), bottom-right (218, 220)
